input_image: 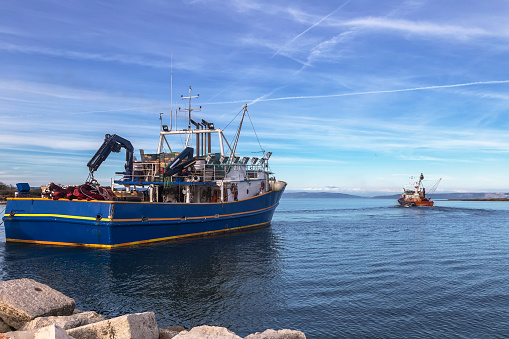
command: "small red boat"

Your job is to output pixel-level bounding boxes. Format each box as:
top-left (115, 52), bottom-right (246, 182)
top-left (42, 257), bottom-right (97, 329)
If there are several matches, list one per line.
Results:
top-left (398, 173), bottom-right (440, 207)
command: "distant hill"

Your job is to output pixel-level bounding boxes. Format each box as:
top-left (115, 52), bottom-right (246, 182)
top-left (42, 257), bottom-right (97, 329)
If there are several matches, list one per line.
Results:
top-left (371, 194), bottom-right (400, 199)
top-left (283, 192), bottom-right (365, 199)
top-left (434, 192), bottom-right (509, 200)
top-left (283, 191), bottom-right (509, 200)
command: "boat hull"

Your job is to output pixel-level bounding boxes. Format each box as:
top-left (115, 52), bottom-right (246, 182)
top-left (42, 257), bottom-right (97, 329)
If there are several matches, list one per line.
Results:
top-left (398, 197), bottom-right (434, 207)
top-left (2, 185), bottom-right (286, 248)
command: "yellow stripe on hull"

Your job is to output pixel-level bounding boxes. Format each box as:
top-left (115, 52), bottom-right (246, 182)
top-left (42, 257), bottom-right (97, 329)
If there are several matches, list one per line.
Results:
top-left (4, 203), bottom-right (278, 223)
top-left (10, 213), bottom-right (107, 221)
top-left (5, 221), bottom-right (270, 248)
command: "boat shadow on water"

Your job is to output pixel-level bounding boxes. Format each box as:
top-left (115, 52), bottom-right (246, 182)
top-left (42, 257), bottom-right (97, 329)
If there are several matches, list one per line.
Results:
top-left (0, 226), bottom-right (283, 328)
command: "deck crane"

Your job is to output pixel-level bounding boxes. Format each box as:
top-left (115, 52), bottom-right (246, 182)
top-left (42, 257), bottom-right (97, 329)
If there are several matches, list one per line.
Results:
top-left (87, 134), bottom-right (134, 180)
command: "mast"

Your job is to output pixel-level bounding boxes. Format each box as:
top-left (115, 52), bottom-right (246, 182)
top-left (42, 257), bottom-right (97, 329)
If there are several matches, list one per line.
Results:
top-left (179, 87), bottom-right (201, 156)
top-left (179, 86), bottom-right (201, 130)
top-left (157, 86), bottom-right (225, 157)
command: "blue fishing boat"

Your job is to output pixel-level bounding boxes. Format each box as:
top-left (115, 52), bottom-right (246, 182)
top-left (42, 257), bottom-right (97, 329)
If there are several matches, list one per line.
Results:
top-left (2, 87), bottom-right (286, 247)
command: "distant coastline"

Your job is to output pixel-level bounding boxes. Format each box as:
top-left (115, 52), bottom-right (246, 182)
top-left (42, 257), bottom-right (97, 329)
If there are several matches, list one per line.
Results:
top-left (283, 192), bottom-right (364, 199)
top-left (445, 198), bottom-right (509, 201)
top-left (283, 191), bottom-right (509, 200)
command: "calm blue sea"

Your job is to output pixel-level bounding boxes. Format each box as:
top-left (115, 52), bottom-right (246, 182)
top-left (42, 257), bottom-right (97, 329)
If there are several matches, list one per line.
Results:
top-left (2, 198), bottom-right (509, 338)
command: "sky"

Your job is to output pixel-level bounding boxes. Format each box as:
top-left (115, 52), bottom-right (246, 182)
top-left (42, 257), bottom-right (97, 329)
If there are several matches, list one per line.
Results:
top-left (2, 0), bottom-right (509, 195)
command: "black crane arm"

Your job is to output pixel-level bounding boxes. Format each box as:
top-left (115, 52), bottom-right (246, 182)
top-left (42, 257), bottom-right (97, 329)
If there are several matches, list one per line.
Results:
top-left (163, 147), bottom-right (195, 177)
top-left (87, 134), bottom-right (134, 176)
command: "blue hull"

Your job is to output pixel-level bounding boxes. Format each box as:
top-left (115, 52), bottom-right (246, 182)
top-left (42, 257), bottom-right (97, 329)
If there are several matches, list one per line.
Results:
top-left (2, 188), bottom-right (285, 248)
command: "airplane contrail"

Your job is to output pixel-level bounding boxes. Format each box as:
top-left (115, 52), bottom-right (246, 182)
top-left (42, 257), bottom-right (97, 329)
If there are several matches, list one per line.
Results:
top-left (272, 0), bottom-right (352, 58)
top-left (210, 2), bottom-right (351, 103)
top-left (207, 80), bottom-right (509, 105)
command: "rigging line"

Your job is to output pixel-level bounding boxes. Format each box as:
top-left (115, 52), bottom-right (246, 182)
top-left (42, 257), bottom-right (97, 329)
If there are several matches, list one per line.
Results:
top-left (222, 134), bottom-right (233, 155)
top-left (427, 178), bottom-right (442, 200)
top-left (222, 106), bottom-right (245, 131)
top-left (246, 110), bottom-right (264, 153)
top-left (227, 105), bottom-right (247, 171)
top-left (175, 110), bottom-right (186, 149)
top-left (227, 122), bottom-right (241, 154)
top-left (163, 135), bottom-right (172, 153)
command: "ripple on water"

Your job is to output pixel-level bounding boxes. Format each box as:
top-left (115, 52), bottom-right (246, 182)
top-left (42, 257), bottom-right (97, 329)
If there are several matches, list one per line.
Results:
top-left (2, 199), bottom-right (509, 337)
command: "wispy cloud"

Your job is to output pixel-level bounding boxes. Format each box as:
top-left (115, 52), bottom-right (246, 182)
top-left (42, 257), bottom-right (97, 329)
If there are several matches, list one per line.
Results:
top-left (228, 0), bottom-right (316, 24)
top-left (0, 134), bottom-right (99, 151)
top-left (302, 29), bottom-right (359, 68)
top-left (0, 42), bottom-right (170, 68)
top-left (340, 17), bottom-right (490, 40)
top-left (296, 1), bottom-right (494, 69)
top-left (0, 26), bottom-right (25, 36)
top-left (398, 155), bottom-right (475, 163)
top-left (268, 156), bottom-right (348, 165)
top-left (0, 79), bottom-right (167, 114)
top-left (271, 0), bottom-right (352, 58)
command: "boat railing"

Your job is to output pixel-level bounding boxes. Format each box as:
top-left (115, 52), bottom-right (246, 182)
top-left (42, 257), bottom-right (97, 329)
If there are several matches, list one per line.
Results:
top-left (113, 160), bottom-right (267, 185)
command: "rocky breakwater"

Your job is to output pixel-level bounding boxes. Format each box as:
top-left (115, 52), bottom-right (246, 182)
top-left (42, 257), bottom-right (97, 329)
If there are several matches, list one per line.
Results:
top-left (0, 278), bottom-right (306, 339)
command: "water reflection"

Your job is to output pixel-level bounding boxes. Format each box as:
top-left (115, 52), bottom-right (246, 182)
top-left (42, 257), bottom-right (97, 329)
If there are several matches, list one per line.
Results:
top-left (0, 227), bottom-right (283, 331)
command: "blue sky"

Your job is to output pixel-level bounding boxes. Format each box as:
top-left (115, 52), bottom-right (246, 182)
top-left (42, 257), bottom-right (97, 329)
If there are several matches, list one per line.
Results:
top-left (2, 0), bottom-right (509, 195)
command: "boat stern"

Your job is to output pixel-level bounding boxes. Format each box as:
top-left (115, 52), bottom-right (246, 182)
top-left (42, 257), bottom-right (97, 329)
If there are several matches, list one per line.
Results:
top-left (3, 198), bottom-right (115, 247)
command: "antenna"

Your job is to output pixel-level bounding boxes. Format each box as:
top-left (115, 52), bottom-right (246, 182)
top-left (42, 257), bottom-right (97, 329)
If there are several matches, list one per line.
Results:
top-left (172, 99), bottom-right (176, 131)
top-left (179, 86), bottom-right (201, 130)
top-left (170, 54), bottom-right (173, 131)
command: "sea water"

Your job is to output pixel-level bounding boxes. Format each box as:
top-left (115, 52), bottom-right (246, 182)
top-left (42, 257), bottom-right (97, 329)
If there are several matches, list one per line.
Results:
top-left (1, 198), bottom-right (509, 338)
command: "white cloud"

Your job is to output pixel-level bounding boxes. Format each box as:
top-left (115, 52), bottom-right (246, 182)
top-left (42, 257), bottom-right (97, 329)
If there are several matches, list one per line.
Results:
top-left (0, 42), bottom-right (171, 68)
top-left (303, 29), bottom-right (359, 67)
top-left (0, 26), bottom-right (25, 36)
top-left (0, 134), bottom-right (99, 151)
top-left (339, 17), bottom-right (491, 40)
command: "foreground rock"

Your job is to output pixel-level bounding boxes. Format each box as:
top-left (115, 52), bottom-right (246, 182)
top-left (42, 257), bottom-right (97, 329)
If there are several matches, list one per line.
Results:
top-left (5, 324), bottom-right (74, 339)
top-left (244, 329), bottom-right (306, 339)
top-left (0, 279), bottom-right (75, 329)
top-left (0, 279), bottom-right (306, 338)
top-left (18, 311), bottom-right (104, 331)
top-left (173, 326), bottom-right (242, 339)
top-left (0, 318), bottom-right (12, 333)
top-left (158, 326), bottom-right (186, 339)
top-left (66, 312), bottom-right (158, 339)
top-left (171, 326), bottom-right (306, 339)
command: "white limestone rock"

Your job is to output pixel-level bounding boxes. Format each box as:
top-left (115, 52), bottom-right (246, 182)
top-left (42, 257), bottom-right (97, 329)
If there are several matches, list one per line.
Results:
top-left (5, 324), bottom-right (75, 339)
top-left (173, 326), bottom-right (242, 339)
top-left (19, 311), bottom-right (105, 331)
top-left (244, 329), bottom-right (306, 339)
top-left (66, 311), bottom-right (158, 339)
top-left (0, 279), bottom-right (75, 329)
